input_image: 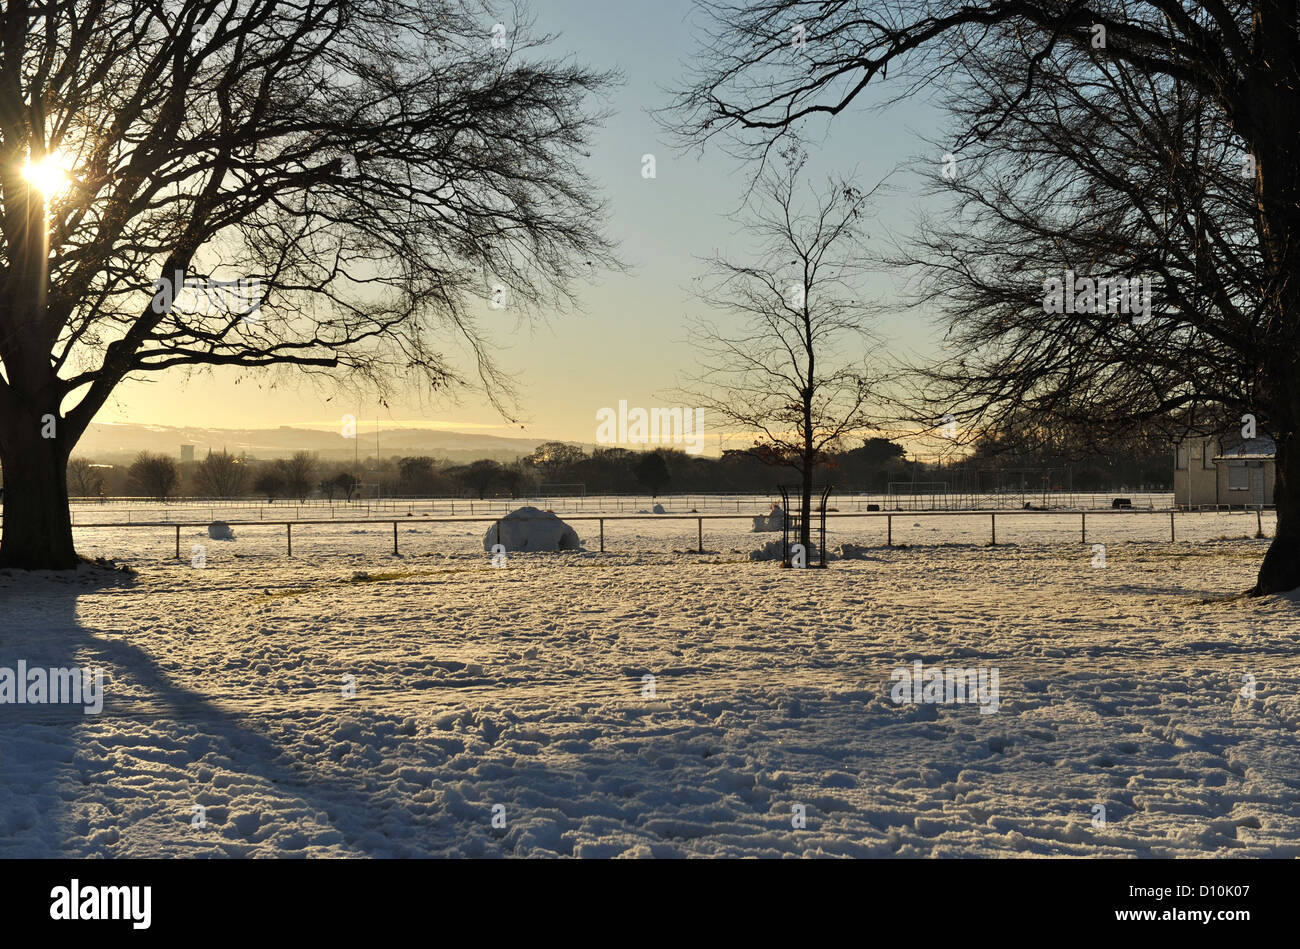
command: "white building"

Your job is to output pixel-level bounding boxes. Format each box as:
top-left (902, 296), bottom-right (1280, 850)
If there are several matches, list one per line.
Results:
top-left (1174, 433), bottom-right (1275, 507)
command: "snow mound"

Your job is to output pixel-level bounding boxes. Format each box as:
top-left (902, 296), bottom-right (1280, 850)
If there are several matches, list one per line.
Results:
top-left (652, 504), bottom-right (667, 514)
top-left (484, 507), bottom-right (581, 552)
top-left (749, 540), bottom-right (837, 563)
top-left (751, 504), bottom-right (785, 532)
top-left (208, 521), bottom-right (235, 541)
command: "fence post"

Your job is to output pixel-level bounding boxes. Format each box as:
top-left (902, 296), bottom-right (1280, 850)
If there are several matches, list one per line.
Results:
top-left (1170, 510), bottom-right (1175, 542)
top-left (175, 524), bottom-right (180, 559)
top-left (991, 513), bottom-right (997, 545)
top-left (393, 521), bottom-right (398, 555)
top-left (1081, 512), bottom-right (1086, 545)
top-left (697, 517), bottom-right (703, 554)
top-left (887, 514), bottom-right (892, 546)
top-left (599, 518), bottom-right (605, 553)
top-left (1257, 507), bottom-right (1264, 538)
top-left (287, 522), bottom-right (292, 556)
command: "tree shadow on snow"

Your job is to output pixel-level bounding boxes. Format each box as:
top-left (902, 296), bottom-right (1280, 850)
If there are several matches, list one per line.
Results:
top-left (0, 568), bottom-right (444, 857)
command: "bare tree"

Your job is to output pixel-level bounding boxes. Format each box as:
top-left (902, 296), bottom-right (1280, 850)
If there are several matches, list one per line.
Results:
top-left (127, 452), bottom-right (179, 500)
top-left (0, 1), bottom-right (616, 568)
top-left (499, 459), bottom-right (534, 499)
top-left (676, 151), bottom-right (885, 555)
top-left (398, 456), bottom-right (442, 494)
top-left (891, 25), bottom-right (1258, 450)
top-left (526, 442), bottom-right (586, 482)
top-left (194, 450), bottom-right (248, 498)
top-left (276, 451), bottom-right (317, 501)
top-left (67, 458), bottom-right (106, 497)
top-left (634, 452), bottom-right (671, 498)
top-left (455, 458), bottom-right (502, 498)
top-left (253, 470), bottom-right (285, 503)
top-left (671, 1), bottom-right (1300, 595)
top-left (331, 471), bottom-right (361, 501)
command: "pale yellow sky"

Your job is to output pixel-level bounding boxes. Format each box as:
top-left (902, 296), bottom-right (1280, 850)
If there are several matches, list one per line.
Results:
top-left (85, 0), bottom-right (945, 451)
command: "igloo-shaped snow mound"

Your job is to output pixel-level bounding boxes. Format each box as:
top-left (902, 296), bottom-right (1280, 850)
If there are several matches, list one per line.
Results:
top-left (208, 521), bottom-right (235, 540)
top-left (484, 506), bottom-right (582, 552)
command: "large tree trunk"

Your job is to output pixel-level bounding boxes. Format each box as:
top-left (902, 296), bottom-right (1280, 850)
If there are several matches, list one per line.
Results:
top-left (1247, 2), bottom-right (1300, 595)
top-left (0, 412), bottom-right (78, 570)
top-left (1251, 432), bottom-right (1300, 596)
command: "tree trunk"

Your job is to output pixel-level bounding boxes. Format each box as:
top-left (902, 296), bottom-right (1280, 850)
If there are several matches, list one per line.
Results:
top-left (0, 412), bottom-right (78, 570)
top-left (800, 461), bottom-right (813, 553)
top-left (1251, 432), bottom-right (1300, 595)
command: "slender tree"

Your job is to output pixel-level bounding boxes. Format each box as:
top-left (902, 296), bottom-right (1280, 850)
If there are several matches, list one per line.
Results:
top-left (676, 150), bottom-right (885, 555)
top-left (672, 1), bottom-right (1300, 594)
top-left (0, 0), bottom-right (615, 568)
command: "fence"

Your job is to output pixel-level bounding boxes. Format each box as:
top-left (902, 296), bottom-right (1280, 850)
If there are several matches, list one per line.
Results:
top-left (8, 490), bottom-right (1188, 528)
top-left (64, 506), bottom-right (1275, 560)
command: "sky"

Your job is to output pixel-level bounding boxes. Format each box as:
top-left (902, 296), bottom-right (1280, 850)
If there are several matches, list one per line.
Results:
top-left (95, 0), bottom-right (950, 450)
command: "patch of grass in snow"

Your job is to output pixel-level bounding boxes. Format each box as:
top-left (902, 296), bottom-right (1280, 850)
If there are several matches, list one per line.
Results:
top-left (346, 570), bottom-right (412, 583)
top-left (251, 565), bottom-right (500, 601)
top-left (254, 587), bottom-right (312, 601)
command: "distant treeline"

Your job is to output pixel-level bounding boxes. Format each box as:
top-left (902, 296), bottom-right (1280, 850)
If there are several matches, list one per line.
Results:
top-left (54, 433), bottom-right (1172, 501)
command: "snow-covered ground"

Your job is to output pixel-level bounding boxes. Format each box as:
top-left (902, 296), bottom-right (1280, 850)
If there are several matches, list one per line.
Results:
top-left (1, 510), bottom-right (1297, 857)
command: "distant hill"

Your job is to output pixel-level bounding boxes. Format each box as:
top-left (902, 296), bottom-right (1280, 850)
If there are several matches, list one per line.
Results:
top-left (76, 422), bottom-right (557, 465)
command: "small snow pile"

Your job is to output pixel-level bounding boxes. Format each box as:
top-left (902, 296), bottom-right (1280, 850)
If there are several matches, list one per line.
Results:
top-left (751, 503), bottom-right (785, 532)
top-left (652, 504), bottom-right (667, 514)
top-left (484, 506), bottom-right (581, 552)
top-left (749, 540), bottom-right (836, 562)
top-left (837, 543), bottom-right (870, 560)
top-left (207, 521), bottom-right (235, 540)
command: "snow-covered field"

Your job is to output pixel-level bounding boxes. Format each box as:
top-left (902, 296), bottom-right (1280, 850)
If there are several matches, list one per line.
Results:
top-left (1, 510), bottom-right (1297, 857)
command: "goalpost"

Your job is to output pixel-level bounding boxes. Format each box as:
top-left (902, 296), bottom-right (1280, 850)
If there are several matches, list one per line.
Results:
top-left (887, 482), bottom-right (950, 510)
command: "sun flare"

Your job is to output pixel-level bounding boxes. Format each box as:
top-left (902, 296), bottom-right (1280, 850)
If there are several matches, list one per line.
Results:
top-left (20, 152), bottom-right (72, 196)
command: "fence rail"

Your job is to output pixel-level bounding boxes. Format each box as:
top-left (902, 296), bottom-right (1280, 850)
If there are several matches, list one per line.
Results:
top-left (60, 507), bottom-right (1274, 558)
top-left (10, 490), bottom-right (1181, 516)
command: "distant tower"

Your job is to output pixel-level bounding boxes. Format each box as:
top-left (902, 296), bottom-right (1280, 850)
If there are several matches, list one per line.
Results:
top-left (180, 444), bottom-right (195, 464)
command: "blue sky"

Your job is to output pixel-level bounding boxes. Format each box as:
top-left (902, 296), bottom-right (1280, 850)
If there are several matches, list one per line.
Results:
top-left (99, 0), bottom-right (949, 449)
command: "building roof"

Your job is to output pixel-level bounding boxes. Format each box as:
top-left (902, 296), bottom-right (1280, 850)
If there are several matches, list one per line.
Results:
top-left (1213, 435), bottom-right (1277, 461)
